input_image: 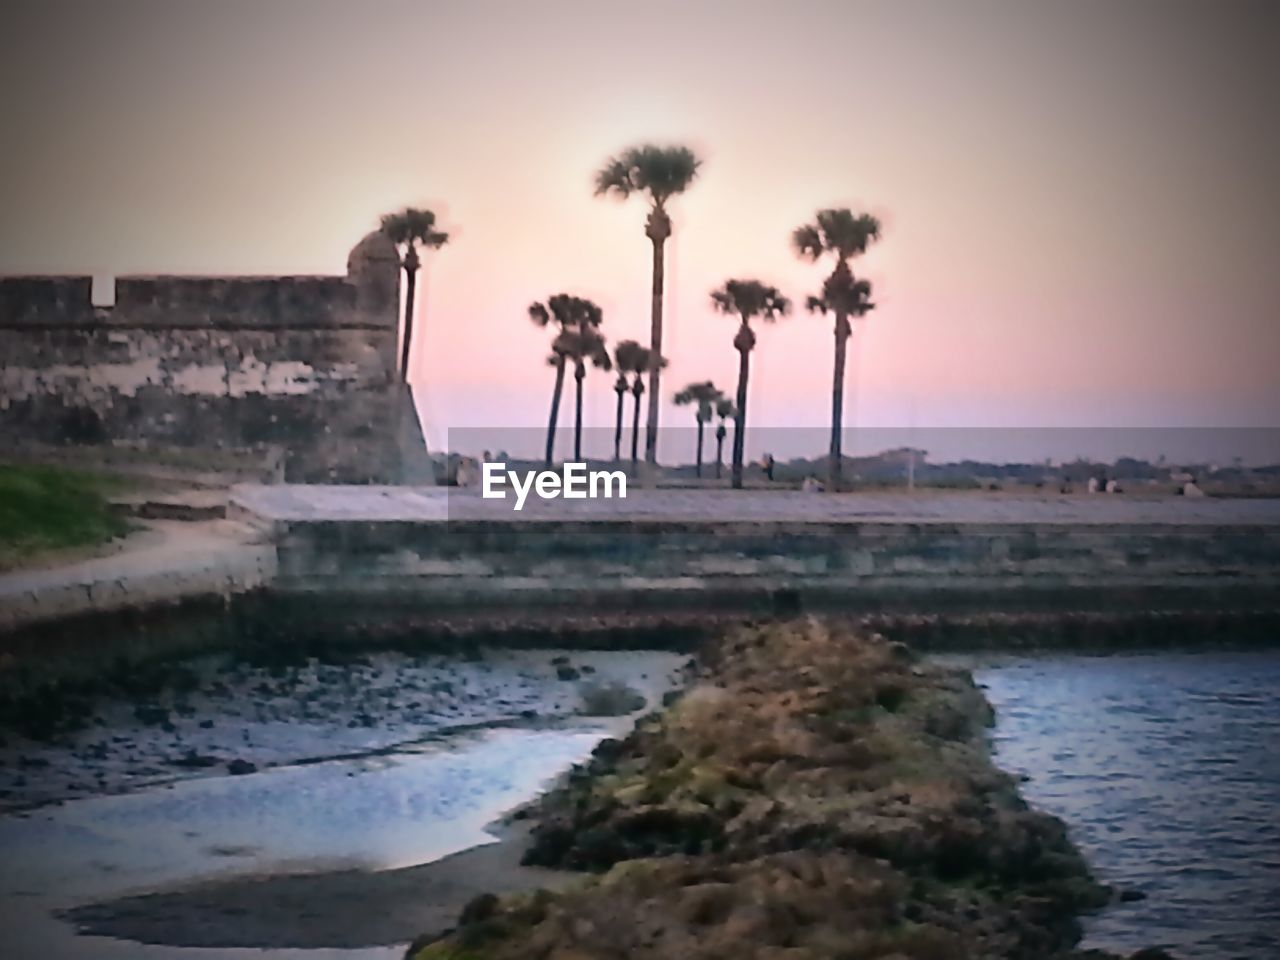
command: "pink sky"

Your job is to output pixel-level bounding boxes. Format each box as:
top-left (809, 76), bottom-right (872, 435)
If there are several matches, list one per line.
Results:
top-left (2, 0), bottom-right (1278, 460)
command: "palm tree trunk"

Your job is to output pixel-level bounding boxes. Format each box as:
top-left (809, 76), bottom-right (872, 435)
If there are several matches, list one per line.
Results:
top-left (398, 250), bottom-right (419, 381)
top-left (716, 428), bottom-right (725, 479)
top-left (573, 361), bottom-right (585, 462)
top-left (732, 336), bottom-right (750, 490)
top-left (613, 389), bottom-right (625, 461)
top-left (829, 312), bottom-right (849, 491)
top-left (644, 209), bottom-right (670, 465)
top-left (545, 359), bottom-right (566, 467)
top-left (630, 382), bottom-right (643, 468)
top-left (695, 418), bottom-right (705, 478)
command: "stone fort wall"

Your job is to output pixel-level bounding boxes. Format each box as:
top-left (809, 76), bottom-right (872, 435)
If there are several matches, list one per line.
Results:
top-left (0, 232), bottom-right (423, 483)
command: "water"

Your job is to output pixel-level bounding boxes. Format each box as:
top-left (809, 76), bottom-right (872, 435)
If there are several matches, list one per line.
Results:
top-left (0, 727), bottom-right (606, 959)
top-left (971, 650), bottom-right (1280, 959)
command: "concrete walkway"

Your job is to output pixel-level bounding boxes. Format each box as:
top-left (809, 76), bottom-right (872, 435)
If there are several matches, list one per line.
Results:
top-left (0, 520), bottom-right (276, 631)
top-left (229, 484), bottom-right (1280, 526)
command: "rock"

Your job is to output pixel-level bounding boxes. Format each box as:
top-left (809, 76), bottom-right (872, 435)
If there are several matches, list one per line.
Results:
top-left (458, 892), bottom-right (499, 925)
top-left (578, 682), bottom-right (645, 717)
top-left (556, 665), bottom-right (581, 682)
top-left (170, 750), bottom-right (219, 769)
top-left (886, 640), bottom-right (915, 663)
top-left (470, 621), bottom-right (1111, 959)
top-left (133, 704), bottom-right (170, 726)
top-left (226, 759), bottom-right (257, 776)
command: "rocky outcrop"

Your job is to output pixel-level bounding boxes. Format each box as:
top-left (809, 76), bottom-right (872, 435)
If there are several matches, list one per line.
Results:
top-left (409, 619), bottom-right (1135, 960)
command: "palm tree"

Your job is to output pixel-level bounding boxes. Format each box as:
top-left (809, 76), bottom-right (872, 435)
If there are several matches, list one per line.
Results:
top-left (714, 397), bottom-right (735, 480)
top-left (612, 340), bottom-right (647, 461)
top-left (673, 381), bottom-right (722, 478)
top-left (806, 274), bottom-right (874, 483)
top-left (595, 144), bottom-right (701, 465)
top-left (529, 295), bottom-right (604, 465)
top-left (792, 209), bottom-right (881, 489)
top-left (710, 280), bottom-right (791, 489)
top-left (627, 348), bottom-right (665, 469)
top-left (557, 326), bottom-right (611, 462)
top-left (380, 208), bottom-right (450, 381)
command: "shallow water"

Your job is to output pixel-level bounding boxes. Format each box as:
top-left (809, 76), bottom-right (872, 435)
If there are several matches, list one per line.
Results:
top-left (0, 725), bottom-right (607, 958)
top-left (970, 650), bottom-right (1280, 959)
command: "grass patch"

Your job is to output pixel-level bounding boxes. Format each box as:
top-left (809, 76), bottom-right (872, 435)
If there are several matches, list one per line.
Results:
top-left (0, 464), bottom-right (131, 571)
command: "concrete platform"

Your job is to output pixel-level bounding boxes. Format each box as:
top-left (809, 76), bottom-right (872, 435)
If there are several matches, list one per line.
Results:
top-left (229, 485), bottom-right (1280, 527)
top-left (227, 485), bottom-right (1280, 623)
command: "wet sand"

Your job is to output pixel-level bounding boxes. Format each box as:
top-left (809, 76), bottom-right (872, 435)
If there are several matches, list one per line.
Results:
top-left (62, 821), bottom-right (571, 949)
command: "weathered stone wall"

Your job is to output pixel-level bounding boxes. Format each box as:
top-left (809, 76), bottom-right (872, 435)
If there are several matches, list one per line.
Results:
top-left (0, 232), bottom-right (415, 482)
top-left (262, 517), bottom-right (1280, 619)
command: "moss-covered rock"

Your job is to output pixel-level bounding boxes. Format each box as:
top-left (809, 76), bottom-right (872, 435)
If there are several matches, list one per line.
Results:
top-left (412, 619), bottom-right (1121, 960)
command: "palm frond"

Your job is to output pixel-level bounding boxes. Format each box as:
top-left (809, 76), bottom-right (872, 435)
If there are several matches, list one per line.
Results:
top-left (554, 324), bottom-right (609, 364)
top-left (595, 144), bottom-right (700, 205)
top-left (710, 279), bottom-right (791, 322)
top-left (803, 208), bottom-right (882, 261)
top-left (380, 207), bottom-right (449, 248)
top-left (613, 338), bottom-right (647, 373)
top-left (792, 224), bottom-right (823, 261)
top-left (821, 271), bottom-right (876, 317)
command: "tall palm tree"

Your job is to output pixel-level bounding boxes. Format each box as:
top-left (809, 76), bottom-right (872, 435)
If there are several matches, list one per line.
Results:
top-left (710, 280), bottom-right (791, 489)
top-left (714, 396), bottom-right (735, 480)
top-left (612, 339), bottom-right (647, 461)
top-left (805, 274), bottom-right (875, 475)
top-left (792, 209), bottom-right (881, 489)
top-left (595, 144), bottom-right (701, 465)
top-left (529, 295), bottom-right (604, 465)
top-left (673, 381), bottom-right (722, 478)
top-left (380, 208), bottom-right (450, 382)
top-left (557, 326), bottom-right (611, 462)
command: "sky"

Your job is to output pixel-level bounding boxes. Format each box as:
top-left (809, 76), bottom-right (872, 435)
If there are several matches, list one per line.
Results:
top-left (2, 0), bottom-right (1278, 462)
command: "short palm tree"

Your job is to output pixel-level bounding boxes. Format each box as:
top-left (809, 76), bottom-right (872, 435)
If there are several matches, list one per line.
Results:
top-left (380, 208), bottom-right (449, 382)
top-left (627, 348), bottom-right (665, 469)
top-left (714, 396), bottom-right (736, 480)
top-left (793, 209), bottom-right (881, 489)
top-left (595, 144), bottom-right (700, 464)
top-left (612, 340), bottom-right (647, 461)
top-left (529, 295), bottom-right (604, 465)
top-left (710, 280), bottom-right (791, 489)
top-left (557, 327), bottom-right (611, 462)
top-left (673, 381), bottom-right (722, 478)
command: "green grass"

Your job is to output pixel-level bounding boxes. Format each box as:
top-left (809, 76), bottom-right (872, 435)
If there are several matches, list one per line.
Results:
top-left (0, 464), bottom-right (131, 571)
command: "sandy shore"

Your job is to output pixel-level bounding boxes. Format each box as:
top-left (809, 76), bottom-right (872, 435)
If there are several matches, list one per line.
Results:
top-left (61, 821), bottom-right (571, 950)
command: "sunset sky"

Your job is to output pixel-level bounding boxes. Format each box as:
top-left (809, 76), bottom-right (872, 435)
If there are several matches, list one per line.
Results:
top-left (2, 0), bottom-right (1277, 461)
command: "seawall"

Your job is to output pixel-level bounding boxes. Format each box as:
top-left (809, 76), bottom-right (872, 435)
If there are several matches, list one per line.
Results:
top-left (4, 488), bottom-right (1278, 669)
top-left (233, 486), bottom-right (1280, 623)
